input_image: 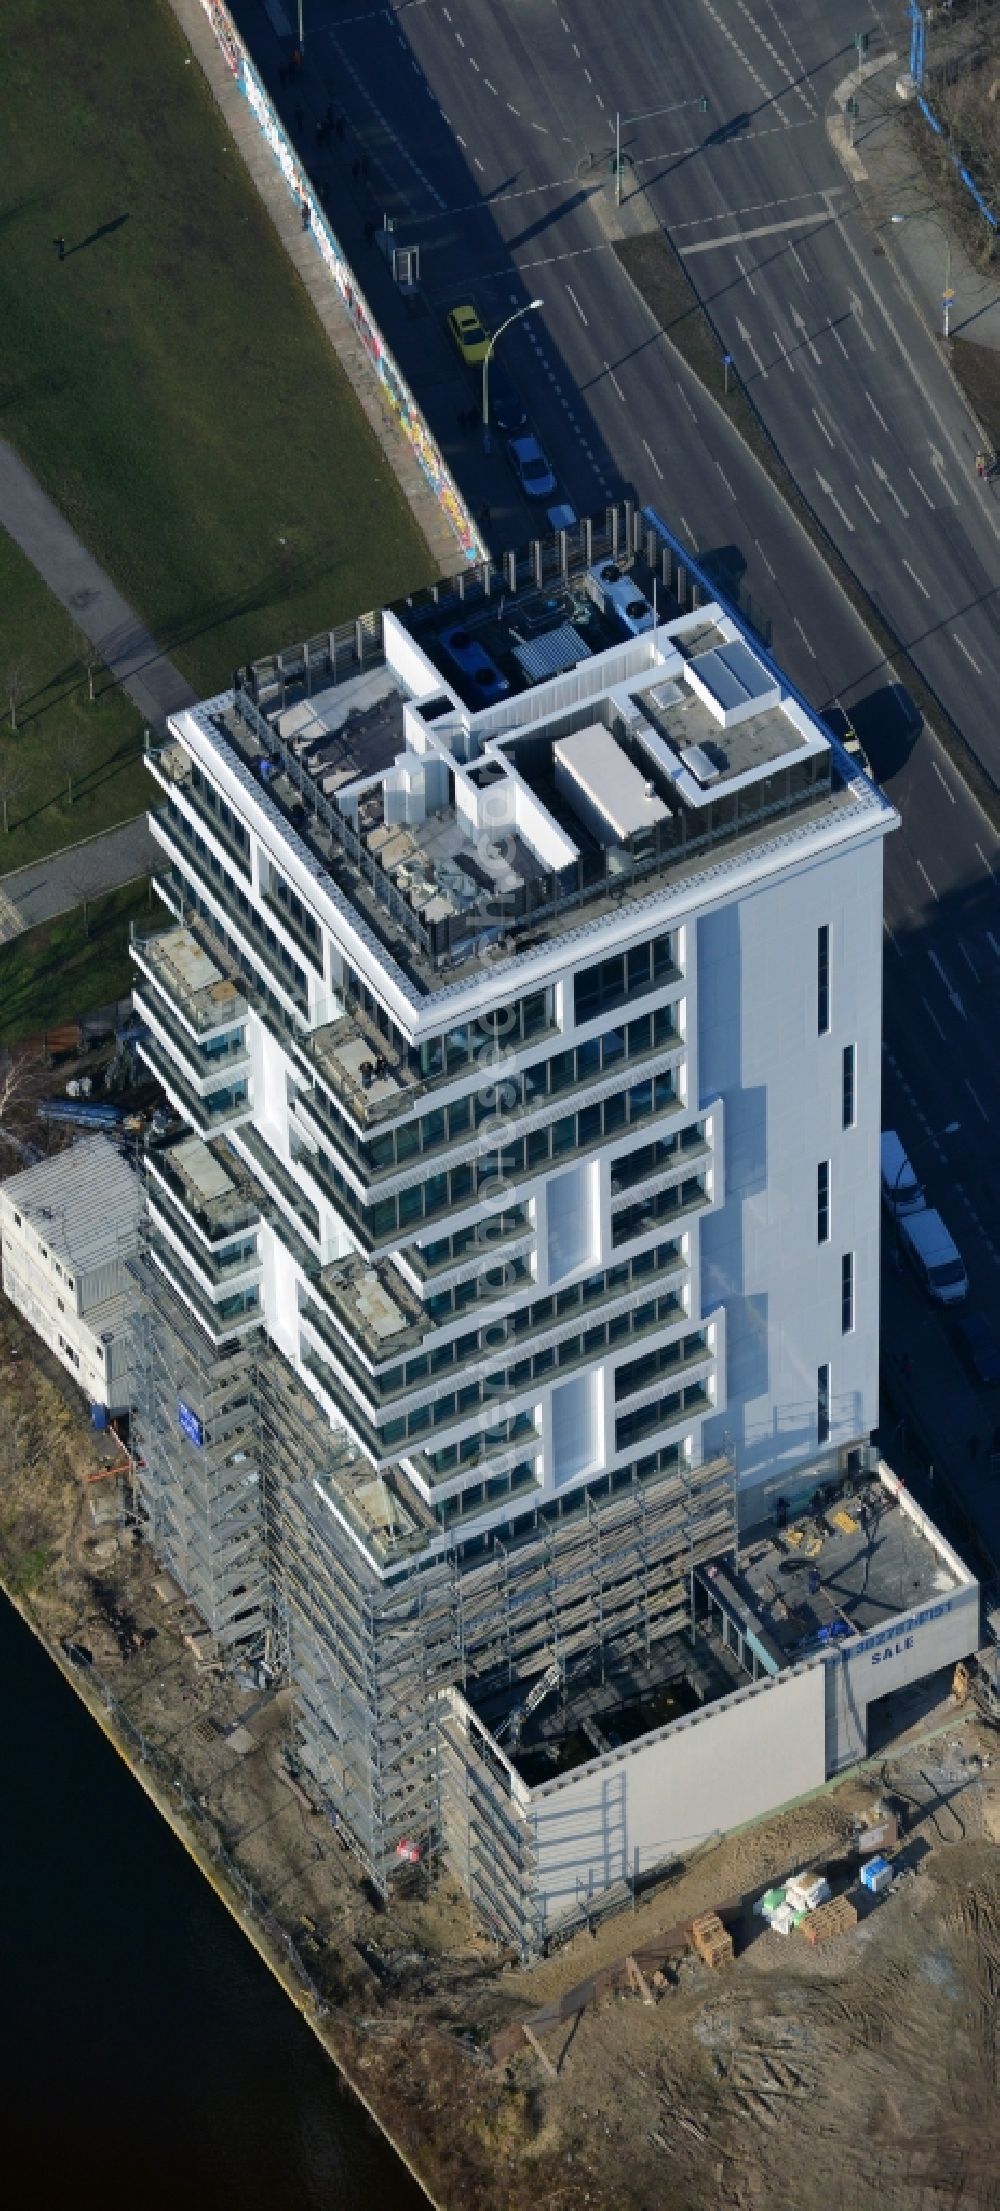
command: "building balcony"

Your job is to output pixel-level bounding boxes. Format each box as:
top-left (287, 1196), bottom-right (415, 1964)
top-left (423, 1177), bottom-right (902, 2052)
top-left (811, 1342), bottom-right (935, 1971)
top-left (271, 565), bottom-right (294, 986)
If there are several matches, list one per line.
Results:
top-left (137, 1032), bottom-right (252, 1139)
top-left (144, 1139), bottom-right (260, 1247)
top-left (132, 982), bottom-right (249, 1101)
top-left (131, 923), bottom-right (247, 1039)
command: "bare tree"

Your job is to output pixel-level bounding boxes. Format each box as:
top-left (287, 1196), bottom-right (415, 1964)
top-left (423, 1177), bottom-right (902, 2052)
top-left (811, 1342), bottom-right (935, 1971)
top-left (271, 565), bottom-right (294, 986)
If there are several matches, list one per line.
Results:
top-left (5, 667), bottom-right (23, 733)
top-left (51, 725), bottom-right (84, 808)
top-left (0, 747), bottom-right (26, 833)
top-left (74, 627), bottom-right (102, 704)
top-left (0, 1049), bottom-right (46, 1157)
top-left (63, 858), bottom-right (95, 939)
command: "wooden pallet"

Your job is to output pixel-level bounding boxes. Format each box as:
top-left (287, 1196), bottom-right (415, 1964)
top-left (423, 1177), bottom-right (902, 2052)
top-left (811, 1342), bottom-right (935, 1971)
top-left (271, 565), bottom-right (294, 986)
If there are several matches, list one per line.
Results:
top-left (798, 1895), bottom-right (857, 1947)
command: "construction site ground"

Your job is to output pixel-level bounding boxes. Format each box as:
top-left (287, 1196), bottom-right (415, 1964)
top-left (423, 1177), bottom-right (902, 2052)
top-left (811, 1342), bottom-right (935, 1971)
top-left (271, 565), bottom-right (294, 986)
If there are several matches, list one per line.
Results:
top-left (2, 1283), bottom-right (999, 2211)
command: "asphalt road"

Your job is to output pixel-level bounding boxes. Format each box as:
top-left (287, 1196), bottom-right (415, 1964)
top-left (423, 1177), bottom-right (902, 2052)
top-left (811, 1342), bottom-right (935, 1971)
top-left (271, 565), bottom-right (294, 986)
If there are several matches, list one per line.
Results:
top-left (235, 0), bottom-right (1000, 1493)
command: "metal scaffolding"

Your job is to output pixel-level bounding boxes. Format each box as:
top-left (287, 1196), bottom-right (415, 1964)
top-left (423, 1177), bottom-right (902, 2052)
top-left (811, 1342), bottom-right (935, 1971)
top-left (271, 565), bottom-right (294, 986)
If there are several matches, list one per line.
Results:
top-left (128, 1238), bottom-right (269, 1661)
top-left (280, 1446), bottom-right (736, 1924)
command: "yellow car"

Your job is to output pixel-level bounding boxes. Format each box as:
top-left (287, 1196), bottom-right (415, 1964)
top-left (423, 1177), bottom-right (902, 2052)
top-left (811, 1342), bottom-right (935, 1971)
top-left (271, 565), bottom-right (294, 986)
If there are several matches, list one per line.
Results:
top-left (447, 301), bottom-right (491, 364)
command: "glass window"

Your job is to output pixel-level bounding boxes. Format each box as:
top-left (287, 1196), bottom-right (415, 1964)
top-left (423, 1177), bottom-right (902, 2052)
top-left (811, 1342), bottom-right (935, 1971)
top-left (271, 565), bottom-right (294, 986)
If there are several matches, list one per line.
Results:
top-left (577, 1037), bottom-right (601, 1082)
top-left (551, 1115), bottom-right (576, 1157)
top-left (627, 1014), bottom-right (651, 1056)
top-left (395, 1121), bottom-right (420, 1163)
top-left (450, 1164), bottom-right (474, 1204)
top-left (370, 1197), bottom-right (396, 1240)
top-left (448, 1097), bottom-right (471, 1138)
top-left (548, 1049), bottom-right (575, 1094)
top-left (653, 934), bottom-right (675, 981)
top-left (817, 1160), bottom-right (830, 1244)
top-left (578, 1102), bottom-right (602, 1147)
top-left (422, 1108), bottom-right (446, 1151)
top-left (626, 945), bottom-right (649, 993)
top-left (602, 1026), bottom-right (626, 1067)
top-left (527, 1127), bottom-right (550, 1168)
top-left (424, 1172), bottom-right (449, 1216)
top-left (399, 1183), bottom-right (423, 1227)
top-left (842, 1251), bottom-right (854, 1334)
top-left (818, 1362), bottom-right (831, 1444)
top-left (842, 1043), bottom-right (856, 1130)
top-left (603, 1091), bottom-right (627, 1135)
top-left (818, 924), bottom-right (830, 1036)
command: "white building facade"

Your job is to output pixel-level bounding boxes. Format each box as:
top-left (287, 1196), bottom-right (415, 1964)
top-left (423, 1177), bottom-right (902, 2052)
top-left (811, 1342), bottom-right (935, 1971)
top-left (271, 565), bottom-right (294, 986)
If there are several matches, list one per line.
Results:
top-left (0, 1137), bottom-right (140, 1412)
top-left (125, 529), bottom-right (903, 1919)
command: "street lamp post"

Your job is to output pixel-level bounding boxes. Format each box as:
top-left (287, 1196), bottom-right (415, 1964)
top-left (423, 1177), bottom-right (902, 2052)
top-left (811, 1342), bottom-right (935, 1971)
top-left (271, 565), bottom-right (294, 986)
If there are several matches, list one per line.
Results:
top-left (482, 298), bottom-right (543, 454)
top-left (890, 209), bottom-right (954, 338)
top-left (614, 95), bottom-right (708, 208)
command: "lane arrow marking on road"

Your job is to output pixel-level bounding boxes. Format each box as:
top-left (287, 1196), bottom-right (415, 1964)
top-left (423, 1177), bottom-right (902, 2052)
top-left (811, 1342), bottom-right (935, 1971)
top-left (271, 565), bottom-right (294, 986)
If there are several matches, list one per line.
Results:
top-left (816, 473), bottom-right (854, 530)
top-left (928, 948), bottom-right (966, 1020)
top-left (872, 458), bottom-right (909, 518)
top-left (736, 318), bottom-right (768, 379)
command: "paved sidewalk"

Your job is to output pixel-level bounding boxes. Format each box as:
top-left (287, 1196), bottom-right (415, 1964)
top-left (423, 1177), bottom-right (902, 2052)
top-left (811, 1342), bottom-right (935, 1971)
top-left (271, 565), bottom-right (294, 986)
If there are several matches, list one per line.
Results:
top-left (829, 56), bottom-right (1000, 355)
top-left (0, 816), bottom-right (158, 945)
top-left (0, 440), bottom-right (197, 732)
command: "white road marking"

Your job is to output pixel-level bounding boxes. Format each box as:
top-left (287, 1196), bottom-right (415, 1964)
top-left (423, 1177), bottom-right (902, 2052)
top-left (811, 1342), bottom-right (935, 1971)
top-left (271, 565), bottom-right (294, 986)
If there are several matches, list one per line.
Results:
top-left (988, 928), bottom-right (1000, 956)
top-left (679, 514), bottom-right (697, 545)
top-left (865, 391), bottom-right (889, 432)
top-left (793, 616), bottom-right (817, 658)
top-left (902, 557), bottom-right (930, 600)
top-left (679, 213), bottom-right (829, 254)
top-left (675, 381), bottom-right (697, 419)
top-left (716, 463), bottom-right (736, 498)
top-left (532, 121), bottom-right (549, 133)
top-left (734, 251), bottom-right (756, 297)
top-left (791, 306), bottom-right (821, 364)
top-left (966, 1078), bottom-right (990, 1123)
top-left (811, 404), bottom-right (835, 448)
top-left (698, 0), bottom-right (793, 122)
top-left (773, 327), bottom-right (795, 374)
top-left (788, 240), bottom-right (810, 281)
top-left (830, 323), bottom-right (850, 359)
top-left (883, 918), bottom-right (903, 958)
top-left (917, 860), bottom-right (939, 902)
top-left (507, 103), bottom-right (520, 115)
top-left (816, 473), bottom-right (854, 531)
top-left (754, 538), bottom-right (776, 579)
top-left (930, 757), bottom-right (956, 805)
top-left (671, 187), bottom-right (842, 235)
top-left (565, 284), bottom-right (588, 325)
top-left (959, 939), bottom-right (981, 982)
top-left (955, 636), bottom-right (982, 674)
top-left (907, 465), bottom-right (935, 510)
top-left (929, 947), bottom-right (966, 1016)
top-left (872, 459), bottom-right (908, 518)
top-left (605, 360), bottom-right (626, 400)
top-left (854, 483), bottom-right (880, 523)
top-left (642, 437), bottom-right (665, 479)
top-left (921, 994), bottom-right (947, 1042)
top-left (929, 444), bottom-right (959, 505)
top-left (737, 317), bottom-right (768, 379)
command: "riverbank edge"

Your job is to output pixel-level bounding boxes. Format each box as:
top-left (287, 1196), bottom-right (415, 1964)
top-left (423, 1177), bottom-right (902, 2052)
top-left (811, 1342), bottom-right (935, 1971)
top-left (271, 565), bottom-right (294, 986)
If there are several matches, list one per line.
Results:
top-left (0, 1572), bottom-right (439, 2210)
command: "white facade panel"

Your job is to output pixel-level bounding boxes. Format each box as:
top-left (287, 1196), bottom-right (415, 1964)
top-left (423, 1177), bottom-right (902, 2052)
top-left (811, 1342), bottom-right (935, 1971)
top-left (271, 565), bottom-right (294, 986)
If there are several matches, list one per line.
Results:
top-left (696, 837), bottom-right (884, 1488)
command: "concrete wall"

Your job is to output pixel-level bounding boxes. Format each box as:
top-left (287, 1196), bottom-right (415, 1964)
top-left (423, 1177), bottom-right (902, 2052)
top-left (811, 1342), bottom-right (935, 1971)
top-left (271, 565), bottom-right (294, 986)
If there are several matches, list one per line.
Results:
top-left (529, 1662), bottom-right (826, 1931)
top-left (824, 1576), bottom-right (980, 1771)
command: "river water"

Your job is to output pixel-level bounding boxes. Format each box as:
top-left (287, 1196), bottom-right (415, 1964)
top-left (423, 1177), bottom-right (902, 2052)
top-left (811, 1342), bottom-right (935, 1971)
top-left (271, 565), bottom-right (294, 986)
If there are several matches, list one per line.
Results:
top-left (0, 1595), bottom-right (425, 2211)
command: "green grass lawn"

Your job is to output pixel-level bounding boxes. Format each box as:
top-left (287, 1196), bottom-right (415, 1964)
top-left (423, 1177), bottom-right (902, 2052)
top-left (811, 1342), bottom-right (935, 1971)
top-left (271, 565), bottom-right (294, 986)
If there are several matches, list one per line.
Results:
top-left (0, 878), bottom-right (152, 1043)
top-left (0, 525), bottom-right (150, 870)
top-left (4, 0), bottom-right (435, 702)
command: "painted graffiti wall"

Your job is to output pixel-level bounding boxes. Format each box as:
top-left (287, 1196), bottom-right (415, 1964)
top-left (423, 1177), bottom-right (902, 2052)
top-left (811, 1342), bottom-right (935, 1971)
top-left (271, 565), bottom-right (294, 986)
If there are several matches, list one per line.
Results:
top-left (198, 0), bottom-right (481, 563)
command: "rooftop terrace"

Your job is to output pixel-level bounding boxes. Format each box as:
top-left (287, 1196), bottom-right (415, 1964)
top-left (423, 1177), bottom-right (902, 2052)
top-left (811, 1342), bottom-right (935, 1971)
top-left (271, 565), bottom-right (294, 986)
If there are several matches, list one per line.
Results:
top-left (191, 512), bottom-right (890, 1001)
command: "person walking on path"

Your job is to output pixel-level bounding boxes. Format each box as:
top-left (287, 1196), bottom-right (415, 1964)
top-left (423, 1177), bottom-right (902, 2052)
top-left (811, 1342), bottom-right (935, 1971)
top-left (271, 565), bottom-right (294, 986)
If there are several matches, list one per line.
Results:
top-left (53, 235), bottom-right (65, 261)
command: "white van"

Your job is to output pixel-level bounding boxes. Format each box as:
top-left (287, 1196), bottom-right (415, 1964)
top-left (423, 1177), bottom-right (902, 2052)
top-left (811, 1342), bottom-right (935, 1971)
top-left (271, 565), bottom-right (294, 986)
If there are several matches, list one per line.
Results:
top-left (880, 1131), bottom-right (925, 1218)
top-left (900, 1206), bottom-right (968, 1304)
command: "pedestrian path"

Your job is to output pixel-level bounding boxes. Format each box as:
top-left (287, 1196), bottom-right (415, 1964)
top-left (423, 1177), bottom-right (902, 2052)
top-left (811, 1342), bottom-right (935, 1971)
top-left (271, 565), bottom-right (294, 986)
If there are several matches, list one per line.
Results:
top-left (0, 816), bottom-right (158, 945)
top-left (0, 440), bottom-right (197, 730)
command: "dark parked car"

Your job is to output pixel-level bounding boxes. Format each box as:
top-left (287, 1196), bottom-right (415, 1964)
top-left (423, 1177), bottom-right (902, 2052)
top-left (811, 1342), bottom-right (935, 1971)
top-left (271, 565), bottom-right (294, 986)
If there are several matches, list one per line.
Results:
top-left (486, 364), bottom-right (527, 434)
top-left (954, 1312), bottom-right (1000, 1387)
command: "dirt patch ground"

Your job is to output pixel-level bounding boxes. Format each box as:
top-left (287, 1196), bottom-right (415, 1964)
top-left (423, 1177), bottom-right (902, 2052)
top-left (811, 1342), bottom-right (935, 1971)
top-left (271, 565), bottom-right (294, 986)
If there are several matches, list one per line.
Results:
top-left (2, 1288), bottom-right (999, 2211)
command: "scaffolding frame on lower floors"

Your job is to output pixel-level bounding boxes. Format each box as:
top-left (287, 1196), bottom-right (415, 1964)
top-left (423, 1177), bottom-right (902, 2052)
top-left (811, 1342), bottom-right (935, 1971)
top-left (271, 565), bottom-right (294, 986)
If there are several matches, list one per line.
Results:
top-left (280, 1448), bottom-right (737, 1903)
top-left (128, 1240), bottom-right (271, 1662)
